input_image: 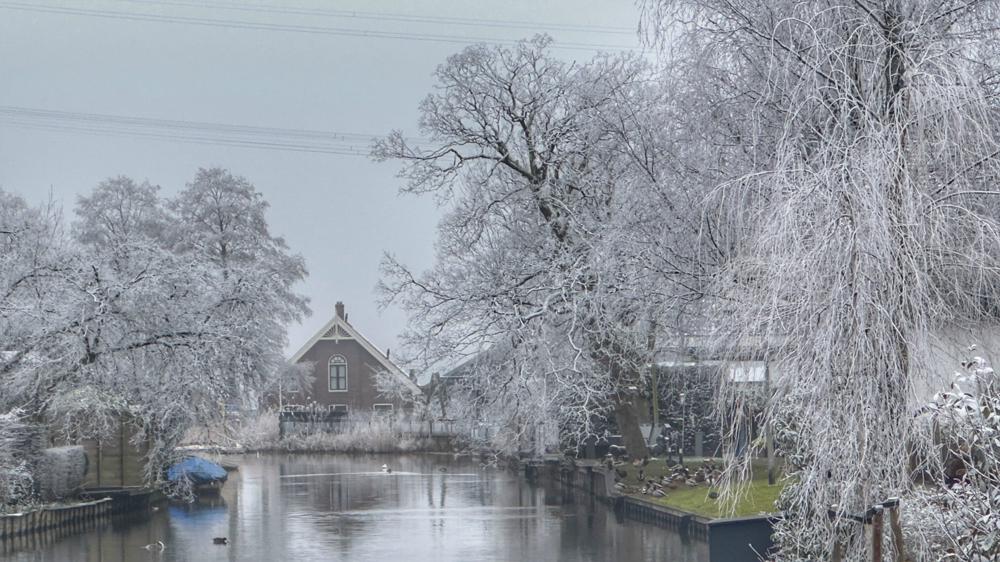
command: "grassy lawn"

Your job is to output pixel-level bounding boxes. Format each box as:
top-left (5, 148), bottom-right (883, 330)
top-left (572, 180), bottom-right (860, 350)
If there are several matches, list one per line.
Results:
top-left (621, 458), bottom-right (786, 519)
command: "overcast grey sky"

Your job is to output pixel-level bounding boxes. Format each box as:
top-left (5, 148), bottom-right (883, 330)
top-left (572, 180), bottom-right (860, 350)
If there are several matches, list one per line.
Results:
top-left (0, 0), bottom-right (642, 360)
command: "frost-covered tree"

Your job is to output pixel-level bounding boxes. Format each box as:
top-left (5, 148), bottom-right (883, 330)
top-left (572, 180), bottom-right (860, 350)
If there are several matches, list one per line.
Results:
top-left (170, 167), bottom-right (310, 407)
top-left (375, 36), bottom-right (705, 457)
top-left (0, 170), bottom-right (309, 483)
top-left (0, 190), bottom-right (74, 410)
top-left (74, 176), bottom-right (167, 249)
top-left (643, 1), bottom-right (1000, 559)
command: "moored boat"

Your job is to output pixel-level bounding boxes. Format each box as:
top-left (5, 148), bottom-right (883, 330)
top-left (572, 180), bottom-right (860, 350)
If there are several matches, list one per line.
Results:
top-left (166, 456), bottom-right (228, 495)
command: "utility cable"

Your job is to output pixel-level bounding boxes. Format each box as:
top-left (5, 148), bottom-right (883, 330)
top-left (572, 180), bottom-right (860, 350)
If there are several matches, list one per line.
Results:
top-left (0, 2), bottom-right (635, 52)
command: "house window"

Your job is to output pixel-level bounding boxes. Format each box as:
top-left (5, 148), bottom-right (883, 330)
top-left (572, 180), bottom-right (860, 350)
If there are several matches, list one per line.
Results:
top-left (328, 355), bottom-right (348, 392)
top-left (373, 403), bottom-right (394, 415)
top-left (330, 404), bottom-right (349, 414)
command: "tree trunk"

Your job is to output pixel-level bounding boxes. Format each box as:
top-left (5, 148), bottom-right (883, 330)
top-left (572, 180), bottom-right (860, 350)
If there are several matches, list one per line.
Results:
top-left (648, 368), bottom-right (660, 445)
top-left (646, 319), bottom-right (659, 444)
top-left (614, 393), bottom-right (650, 460)
top-left (588, 316), bottom-right (651, 459)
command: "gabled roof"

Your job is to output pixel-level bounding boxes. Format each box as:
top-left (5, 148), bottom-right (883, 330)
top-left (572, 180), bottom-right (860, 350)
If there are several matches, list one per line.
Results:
top-left (288, 312), bottom-right (422, 395)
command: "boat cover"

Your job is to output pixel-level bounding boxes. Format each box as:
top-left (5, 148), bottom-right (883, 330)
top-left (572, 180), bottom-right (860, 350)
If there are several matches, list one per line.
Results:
top-left (166, 456), bottom-right (228, 485)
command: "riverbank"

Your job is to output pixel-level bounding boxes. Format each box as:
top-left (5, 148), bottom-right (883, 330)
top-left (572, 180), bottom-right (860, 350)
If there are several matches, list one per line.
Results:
top-left (179, 434), bottom-right (454, 456)
top-left (522, 456), bottom-right (779, 562)
top-left (0, 498), bottom-right (113, 541)
top-left (615, 458), bottom-right (786, 518)
top-left (182, 413), bottom-right (463, 455)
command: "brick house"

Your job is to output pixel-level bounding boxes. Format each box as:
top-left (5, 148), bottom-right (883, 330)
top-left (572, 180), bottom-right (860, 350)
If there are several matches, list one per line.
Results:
top-left (283, 301), bottom-right (420, 416)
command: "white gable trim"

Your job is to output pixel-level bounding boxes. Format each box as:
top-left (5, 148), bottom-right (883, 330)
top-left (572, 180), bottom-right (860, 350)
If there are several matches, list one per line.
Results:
top-left (288, 315), bottom-right (342, 363)
top-left (288, 315), bottom-right (422, 395)
top-left (318, 323), bottom-right (354, 341)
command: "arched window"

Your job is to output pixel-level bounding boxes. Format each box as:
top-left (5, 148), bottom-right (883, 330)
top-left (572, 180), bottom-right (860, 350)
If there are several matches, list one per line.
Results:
top-left (328, 355), bottom-right (348, 392)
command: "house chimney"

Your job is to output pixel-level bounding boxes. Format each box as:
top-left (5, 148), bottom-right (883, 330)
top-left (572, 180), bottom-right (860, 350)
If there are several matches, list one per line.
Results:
top-left (335, 301), bottom-right (345, 319)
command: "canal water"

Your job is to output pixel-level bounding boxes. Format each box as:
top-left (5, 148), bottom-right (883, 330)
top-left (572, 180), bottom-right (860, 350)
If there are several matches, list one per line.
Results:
top-left (3, 453), bottom-right (707, 561)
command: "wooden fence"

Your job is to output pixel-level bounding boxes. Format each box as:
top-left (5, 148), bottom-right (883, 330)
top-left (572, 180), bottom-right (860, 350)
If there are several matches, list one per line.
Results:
top-left (277, 410), bottom-right (490, 440)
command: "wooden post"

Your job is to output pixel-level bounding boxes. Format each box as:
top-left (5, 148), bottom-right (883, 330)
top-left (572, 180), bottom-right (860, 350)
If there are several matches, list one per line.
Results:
top-left (886, 499), bottom-right (905, 562)
top-left (119, 418), bottom-right (125, 487)
top-left (831, 539), bottom-right (843, 562)
top-left (871, 505), bottom-right (884, 562)
top-left (95, 440), bottom-right (102, 487)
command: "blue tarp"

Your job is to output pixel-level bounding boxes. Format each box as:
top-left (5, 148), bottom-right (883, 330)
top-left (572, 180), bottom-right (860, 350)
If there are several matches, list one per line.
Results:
top-left (166, 456), bottom-right (228, 485)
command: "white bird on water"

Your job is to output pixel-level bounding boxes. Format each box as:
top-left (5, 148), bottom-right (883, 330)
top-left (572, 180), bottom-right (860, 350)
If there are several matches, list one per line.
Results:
top-left (141, 540), bottom-right (165, 551)
top-left (381, 464), bottom-right (392, 474)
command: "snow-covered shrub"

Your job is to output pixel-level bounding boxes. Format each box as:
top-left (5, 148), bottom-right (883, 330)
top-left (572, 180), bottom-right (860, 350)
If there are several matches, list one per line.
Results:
top-left (229, 410), bottom-right (279, 449)
top-left (35, 446), bottom-right (87, 502)
top-left (901, 358), bottom-right (1000, 561)
top-left (0, 409), bottom-right (38, 508)
top-left (279, 420), bottom-right (425, 454)
top-left (47, 386), bottom-right (126, 444)
top-left (904, 483), bottom-right (1000, 562)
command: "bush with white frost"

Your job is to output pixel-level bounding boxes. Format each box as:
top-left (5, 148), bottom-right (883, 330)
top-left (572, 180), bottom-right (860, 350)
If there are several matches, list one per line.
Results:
top-left (34, 446), bottom-right (87, 502)
top-left (277, 421), bottom-right (426, 454)
top-left (0, 410), bottom-right (37, 509)
top-left (901, 358), bottom-right (1000, 561)
top-left (183, 410), bottom-right (435, 454)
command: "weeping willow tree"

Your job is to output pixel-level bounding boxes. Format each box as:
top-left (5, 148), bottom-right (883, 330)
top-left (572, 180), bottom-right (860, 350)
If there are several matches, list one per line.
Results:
top-left (643, 1), bottom-right (1000, 559)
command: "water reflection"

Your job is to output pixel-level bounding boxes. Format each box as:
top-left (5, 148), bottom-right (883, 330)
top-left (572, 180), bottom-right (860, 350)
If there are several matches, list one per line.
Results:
top-left (2, 453), bottom-right (707, 562)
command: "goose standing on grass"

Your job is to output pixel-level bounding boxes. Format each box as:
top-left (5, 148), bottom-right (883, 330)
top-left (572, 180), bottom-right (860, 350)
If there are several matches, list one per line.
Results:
top-left (381, 464), bottom-right (392, 474)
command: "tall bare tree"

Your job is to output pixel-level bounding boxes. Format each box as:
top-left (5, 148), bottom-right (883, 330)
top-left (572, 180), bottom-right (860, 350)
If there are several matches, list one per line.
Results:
top-left (374, 36), bottom-right (706, 458)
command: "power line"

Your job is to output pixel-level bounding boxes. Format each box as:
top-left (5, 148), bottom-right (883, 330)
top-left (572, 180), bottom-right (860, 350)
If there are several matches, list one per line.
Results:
top-left (0, 2), bottom-right (636, 52)
top-left (118, 0), bottom-right (635, 35)
top-left (3, 118), bottom-right (371, 155)
top-left (0, 106), bottom-right (409, 143)
top-left (0, 105), bottom-right (419, 156)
